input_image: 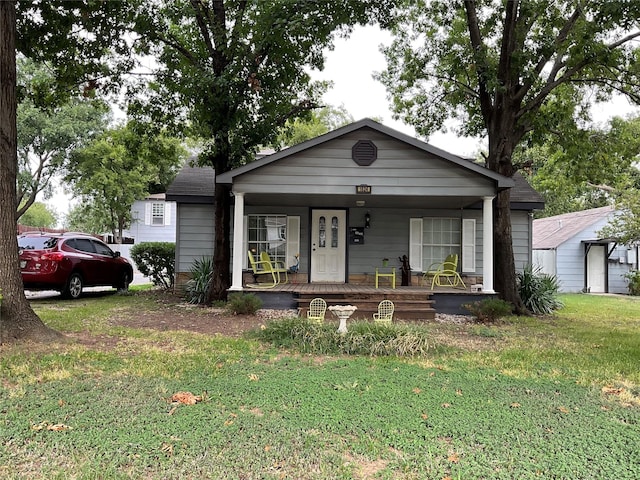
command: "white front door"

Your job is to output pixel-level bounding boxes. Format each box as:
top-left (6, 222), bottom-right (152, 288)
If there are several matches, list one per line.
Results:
top-left (587, 245), bottom-right (606, 293)
top-left (311, 209), bottom-right (346, 283)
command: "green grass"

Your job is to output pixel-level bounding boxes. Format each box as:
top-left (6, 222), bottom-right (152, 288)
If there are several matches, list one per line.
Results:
top-left (1, 292), bottom-right (638, 479)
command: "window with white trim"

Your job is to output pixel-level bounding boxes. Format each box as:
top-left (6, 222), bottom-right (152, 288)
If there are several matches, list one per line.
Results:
top-left (247, 215), bottom-right (287, 265)
top-left (410, 217), bottom-right (475, 273)
top-left (412, 217), bottom-right (462, 271)
top-left (151, 203), bottom-right (165, 225)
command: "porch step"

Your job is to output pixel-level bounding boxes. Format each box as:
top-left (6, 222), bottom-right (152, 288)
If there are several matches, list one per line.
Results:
top-left (295, 292), bottom-right (436, 321)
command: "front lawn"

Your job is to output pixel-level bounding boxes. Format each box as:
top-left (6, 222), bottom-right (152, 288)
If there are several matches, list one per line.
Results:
top-left (0, 293), bottom-right (638, 479)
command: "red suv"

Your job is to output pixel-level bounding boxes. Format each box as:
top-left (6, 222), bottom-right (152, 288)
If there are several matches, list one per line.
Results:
top-left (18, 232), bottom-right (134, 299)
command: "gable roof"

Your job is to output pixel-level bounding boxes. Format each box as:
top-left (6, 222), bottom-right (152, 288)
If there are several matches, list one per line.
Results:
top-left (532, 205), bottom-right (615, 249)
top-left (216, 118), bottom-right (514, 189)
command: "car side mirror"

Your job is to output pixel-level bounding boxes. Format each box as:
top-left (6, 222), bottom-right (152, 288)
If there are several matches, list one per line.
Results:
top-left (113, 251), bottom-right (121, 258)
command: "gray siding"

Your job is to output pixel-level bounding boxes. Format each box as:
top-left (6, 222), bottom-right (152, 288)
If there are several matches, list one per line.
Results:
top-left (234, 132), bottom-right (496, 197)
top-left (512, 210), bottom-right (532, 271)
top-left (176, 204), bottom-right (215, 273)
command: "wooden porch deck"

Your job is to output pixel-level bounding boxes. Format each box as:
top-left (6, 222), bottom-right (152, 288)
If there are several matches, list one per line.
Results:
top-left (242, 282), bottom-right (492, 320)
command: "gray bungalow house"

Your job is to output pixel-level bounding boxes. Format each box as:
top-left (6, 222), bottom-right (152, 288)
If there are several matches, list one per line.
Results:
top-left (167, 119), bottom-right (543, 313)
top-left (533, 206), bottom-right (638, 293)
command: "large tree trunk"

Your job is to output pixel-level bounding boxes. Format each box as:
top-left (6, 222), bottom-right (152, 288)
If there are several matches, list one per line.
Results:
top-left (206, 180), bottom-right (231, 303)
top-left (493, 188), bottom-right (526, 313)
top-left (0, 2), bottom-right (63, 343)
top-left (486, 110), bottom-right (527, 314)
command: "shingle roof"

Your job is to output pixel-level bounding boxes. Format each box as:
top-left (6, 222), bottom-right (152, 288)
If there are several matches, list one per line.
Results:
top-left (532, 205), bottom-right (615, 249)
top-left (510, 172), bottom-right (545, 207)
top-left (166, 164), bottom-right (215, 204)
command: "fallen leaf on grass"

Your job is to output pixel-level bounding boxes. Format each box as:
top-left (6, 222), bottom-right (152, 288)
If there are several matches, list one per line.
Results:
top-left (161, 442), bottom-right (174, 456)
top-left (170, 391), bottom-right (202, 405)
top-left (510, 402), bottom-right (521, 408)
top-left (557, 406), bottom-right (570, 414)
top-left (441, 403), bottom-right (451, 408)
top-left (47, 424), bottom-right (72, 431)
top-left (602, 386), bottom-right (624, 395)
top-left (248, 373), bottom-right (260, 381)
top-left (31, 422), bottom-right (72, 432)
top-left (448, 452), bottom-right (460, 463)
top-left (412, 387), bottom-right (422, 394)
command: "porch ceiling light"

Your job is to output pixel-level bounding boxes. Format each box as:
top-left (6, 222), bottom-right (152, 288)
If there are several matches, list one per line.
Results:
top-left (356, 200), bottom-right (365, 207)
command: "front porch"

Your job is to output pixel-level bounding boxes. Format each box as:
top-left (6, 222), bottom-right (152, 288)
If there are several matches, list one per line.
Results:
top-left (240, 282), bottom-right (495, 320)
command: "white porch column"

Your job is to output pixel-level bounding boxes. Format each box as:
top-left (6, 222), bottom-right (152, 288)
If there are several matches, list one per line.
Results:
top-left (230, 192), bottom-right (245, 291)
top-left (482, 196), bottom-right (495, 293)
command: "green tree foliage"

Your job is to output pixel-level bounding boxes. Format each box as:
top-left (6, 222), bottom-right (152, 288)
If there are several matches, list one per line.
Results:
top-left (379, 0), bottom-right (640, 312)
top-left (125, 0), bottom-right (397, 302)
top-left (518, 115), bottom-right (640, 218)
top-left (65, 122), bottom-right (186, 243)
top-left (274, 105), bottom-right (354, 149)
top-left (599, 187), bottom-right (640, 246)
top-left (19, 201), bottom-right (57, 229)
top-left (63, 201), bottom-right (111, 235)
top-left (16, 58), bottom-right (109, 218)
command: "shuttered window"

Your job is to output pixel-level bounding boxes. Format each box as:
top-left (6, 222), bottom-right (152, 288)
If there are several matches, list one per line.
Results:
top-left (410, 217), bottom-right (475, 272)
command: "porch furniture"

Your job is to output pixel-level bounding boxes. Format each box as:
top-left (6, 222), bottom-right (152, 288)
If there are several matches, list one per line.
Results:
top-left (260, 251), bottom-right (289, 284)
top-left (373, 299), bottom-right (394, 323)
top-left (422, 254), bottom-right (466, 290)
top-left (247, 251), bottom-right (280, 288)
top-left (375, 267), bottom-right (396, 289)
top-left (307, 297), bottom-right (327, 323)
top-left (328, 304), bottom-right (358, 334)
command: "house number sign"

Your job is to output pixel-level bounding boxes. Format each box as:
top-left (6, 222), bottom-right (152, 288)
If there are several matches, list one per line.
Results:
top-left (356, 184), bottom-right (372, 194)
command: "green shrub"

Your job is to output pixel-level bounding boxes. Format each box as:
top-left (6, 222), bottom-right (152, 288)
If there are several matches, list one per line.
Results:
top-left (254, 318), bottom-right (434, 356)
top-left (184, 256), bottom-right (213, 304)
top-left (624, 269), bottom-right (640, 296)
top-left (130, 242), bottom-right (175, 289)
top-left (517, 264), bottom-right (563, 315)
top-left (463, 298), bottom-right (513, 322)
top-left (226, 292), bottom-right (262, 315)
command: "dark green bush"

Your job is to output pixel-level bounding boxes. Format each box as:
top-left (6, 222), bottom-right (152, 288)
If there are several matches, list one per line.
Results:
top-left (463, 298), bottom-right (513, 323)
top-left (184, 256), bottom-right (213, 304)
top-left (517, 264), bottom-right (563, 315)
top-left (130, 242), bottom-right (175, 289)
top-left (226, 292), bottom-right (262, 315)
top-left (624, 269), bottom-right (640, 296)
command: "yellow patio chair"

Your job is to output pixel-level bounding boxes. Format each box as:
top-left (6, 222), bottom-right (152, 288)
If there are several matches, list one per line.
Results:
top-left (373, 299), bottom-right (394, 323)
top-left (247, 250), bottom-right (279, 288)
top-left (260, 251), bottom-right (288, 284)
top-left (422, 254), bottom-right (466, 290)
top-left (307, 298), bottom-right (327, 323)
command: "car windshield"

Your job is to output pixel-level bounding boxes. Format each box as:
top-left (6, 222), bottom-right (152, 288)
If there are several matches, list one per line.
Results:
top-left (18, 236), bottom-right (58, 250)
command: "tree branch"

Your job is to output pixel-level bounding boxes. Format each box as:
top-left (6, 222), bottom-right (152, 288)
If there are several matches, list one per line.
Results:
top-left (463, 1), bottom-right (493, 118)
top-left (189, 0), bottom-right (215, 57)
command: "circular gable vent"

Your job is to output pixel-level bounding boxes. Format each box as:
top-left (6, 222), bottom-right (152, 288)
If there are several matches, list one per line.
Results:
top-left (352, 140), bottom-right (377, 166)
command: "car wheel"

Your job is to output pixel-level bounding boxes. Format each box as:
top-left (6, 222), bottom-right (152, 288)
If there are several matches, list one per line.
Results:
top-left (62, 273), bottom-right (83, 299)
top-left (117, 271), bottom-right (131, 291)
